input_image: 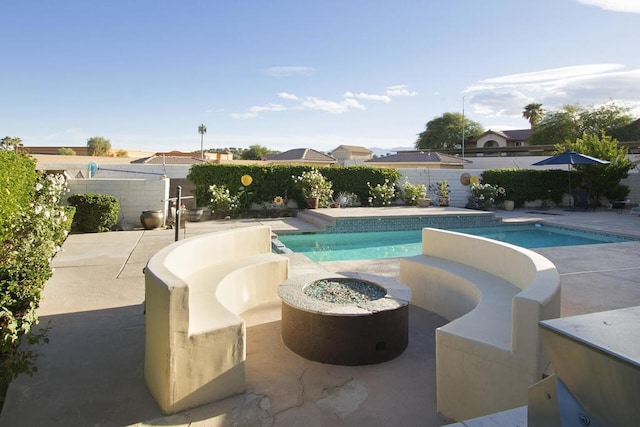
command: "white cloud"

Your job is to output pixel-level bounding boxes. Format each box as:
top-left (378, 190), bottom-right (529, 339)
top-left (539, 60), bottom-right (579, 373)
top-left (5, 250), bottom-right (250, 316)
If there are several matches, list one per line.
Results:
top-left (264, 66), bottom-right (315, 77)
top-left (385, 85), bottom-right (417, 97)
top-left (343, 91), bottom-right (391, 103)
top-left (300, 97), bottom-right (366, 114)
top-left (577, 0), bottom-right (640, 13)
top-left (343, 85), bottom-right (417, 102)
top-left (231, 84), bottom-right (416, 119)
top-left (278, 92), bottom-right (300, 101)
top-left (472, 64), bottom-right (623, 87)
top-left (464, 64), bottom-right (640, 120)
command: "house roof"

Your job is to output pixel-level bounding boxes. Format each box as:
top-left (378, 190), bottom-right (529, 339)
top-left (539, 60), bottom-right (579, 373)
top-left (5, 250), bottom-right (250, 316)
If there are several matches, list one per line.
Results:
top-left (131, 155), bottom-right (208, 165)
top-left (365, 151), bottom-right (466, 164)
top-left (473, 129), bottom-right (532, 142)
top-left (331, 145), bottom-right (373, 155)
top-left (266, 148), bottom-right (336, 163)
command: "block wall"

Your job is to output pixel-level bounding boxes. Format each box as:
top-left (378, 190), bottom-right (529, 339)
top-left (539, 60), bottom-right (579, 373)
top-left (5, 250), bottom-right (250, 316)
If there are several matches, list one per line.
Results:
top-left (399, 168), bottom-right (484, 207)
top-left (66, 177), bottom-right (170, 227)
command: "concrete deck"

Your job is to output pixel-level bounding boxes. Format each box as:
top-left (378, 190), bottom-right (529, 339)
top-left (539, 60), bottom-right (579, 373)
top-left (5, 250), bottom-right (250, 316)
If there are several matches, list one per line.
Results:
top-left (2, 207), bottom-right (640, 426)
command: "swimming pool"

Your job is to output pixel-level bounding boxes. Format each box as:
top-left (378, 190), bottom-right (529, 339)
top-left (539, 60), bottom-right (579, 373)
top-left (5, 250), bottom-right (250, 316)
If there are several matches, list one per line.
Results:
top-left (276, 224), bottom-right (634, 262)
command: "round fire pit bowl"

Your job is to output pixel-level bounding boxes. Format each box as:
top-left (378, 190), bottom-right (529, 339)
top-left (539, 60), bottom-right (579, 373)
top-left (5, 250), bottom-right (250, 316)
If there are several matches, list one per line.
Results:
top-left (278, 273), bottom-right (411, 366)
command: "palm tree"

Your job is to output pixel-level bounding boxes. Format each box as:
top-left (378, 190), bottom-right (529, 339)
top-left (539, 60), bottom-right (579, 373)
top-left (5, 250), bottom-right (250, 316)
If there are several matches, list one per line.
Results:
top-left (522, 103), bottom-right (544, 128)
top-left (198, 124), bottom-right (207, 159)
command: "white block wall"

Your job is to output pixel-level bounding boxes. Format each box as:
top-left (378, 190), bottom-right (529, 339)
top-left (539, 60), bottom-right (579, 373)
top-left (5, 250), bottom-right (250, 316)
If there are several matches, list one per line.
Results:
top-left (65, 177), bottom-right (170, 227)
top-left (399, 168), bottom-right (485, 207)
top-left (622, 172), bottom-right (640, 204)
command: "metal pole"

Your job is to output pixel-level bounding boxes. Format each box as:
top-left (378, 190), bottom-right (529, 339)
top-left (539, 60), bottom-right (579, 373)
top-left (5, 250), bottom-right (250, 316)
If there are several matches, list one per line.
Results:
top-left (462, 95), bottom-right (465, 162)
top-left (174, 186), bottom-right (182, 242)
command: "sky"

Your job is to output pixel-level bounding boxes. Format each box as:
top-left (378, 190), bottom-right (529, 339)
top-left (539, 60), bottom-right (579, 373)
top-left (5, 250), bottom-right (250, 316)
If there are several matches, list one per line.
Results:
top-left (2, 0), bottom-right (640, 154)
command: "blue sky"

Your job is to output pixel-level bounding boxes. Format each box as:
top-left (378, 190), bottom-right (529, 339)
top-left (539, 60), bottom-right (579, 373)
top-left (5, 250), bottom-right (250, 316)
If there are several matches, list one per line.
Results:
top-left (2, 0), bottom-right (639, 153)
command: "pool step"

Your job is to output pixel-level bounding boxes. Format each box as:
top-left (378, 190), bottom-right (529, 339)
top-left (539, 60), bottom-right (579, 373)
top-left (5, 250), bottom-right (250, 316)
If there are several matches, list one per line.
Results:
top-left (296, 210), bottom-right (335, 230)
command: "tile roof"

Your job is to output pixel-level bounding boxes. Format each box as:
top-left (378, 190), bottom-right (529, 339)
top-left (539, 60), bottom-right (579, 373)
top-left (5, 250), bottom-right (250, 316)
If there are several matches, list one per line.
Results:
top-left (130, 155), bottom-right (208, 165)
top-left (331, 145), bottom-right (373, 155)
top-left (267, 148), bottom-right (336, 163)
top-left (365, 151), bottom-right (465, 164)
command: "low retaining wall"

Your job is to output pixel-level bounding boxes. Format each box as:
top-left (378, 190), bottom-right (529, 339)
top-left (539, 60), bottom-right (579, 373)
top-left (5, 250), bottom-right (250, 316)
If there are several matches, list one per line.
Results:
top-left (144, 225), bottom-right (289, 414)
top-left (399, 227), bottom-right (561, 421)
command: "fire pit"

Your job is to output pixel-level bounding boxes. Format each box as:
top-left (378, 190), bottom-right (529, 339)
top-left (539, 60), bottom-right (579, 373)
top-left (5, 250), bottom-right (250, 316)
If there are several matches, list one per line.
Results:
top-left (278, 273), bottom-right (411, 366)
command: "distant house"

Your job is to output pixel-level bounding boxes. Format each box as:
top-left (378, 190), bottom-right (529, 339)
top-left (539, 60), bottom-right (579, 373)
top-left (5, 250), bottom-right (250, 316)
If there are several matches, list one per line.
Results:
top-left (330, 145), bottom-right (373, 165)
top-left (472, 129), bottom-right (531, 150)
top-left (265, 148), bottom-right (337, 166)
top-left (365, 151), bottom-right (467, 169)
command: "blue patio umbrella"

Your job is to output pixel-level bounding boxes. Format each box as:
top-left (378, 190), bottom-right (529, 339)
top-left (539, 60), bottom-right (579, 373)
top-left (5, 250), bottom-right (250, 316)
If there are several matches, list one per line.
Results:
top-left (532, 150), bottom-right (610, 196)
top-left (531, 150), bottom-right (610, 167)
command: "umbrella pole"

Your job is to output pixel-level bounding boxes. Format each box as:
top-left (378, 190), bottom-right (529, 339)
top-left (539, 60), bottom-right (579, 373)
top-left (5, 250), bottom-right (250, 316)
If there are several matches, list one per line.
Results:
top-left (568, 164), bottom-right (572, 207)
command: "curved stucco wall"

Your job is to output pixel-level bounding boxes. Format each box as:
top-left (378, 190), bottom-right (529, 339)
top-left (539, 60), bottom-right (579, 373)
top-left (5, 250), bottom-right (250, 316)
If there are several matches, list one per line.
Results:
top-left (144, 225), bottom-right (289, 414)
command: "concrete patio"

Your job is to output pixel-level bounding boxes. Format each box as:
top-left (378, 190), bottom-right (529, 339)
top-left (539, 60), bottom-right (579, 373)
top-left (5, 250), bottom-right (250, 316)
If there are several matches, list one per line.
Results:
top-left (1, 207), bottom-right (640, 426)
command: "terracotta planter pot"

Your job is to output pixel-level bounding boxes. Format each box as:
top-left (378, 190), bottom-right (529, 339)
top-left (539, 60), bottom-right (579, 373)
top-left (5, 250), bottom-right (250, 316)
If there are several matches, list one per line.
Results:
top-left (504, 200), bottom-right (515, 211)
top-left (306, 197), bottom-right (319, 209)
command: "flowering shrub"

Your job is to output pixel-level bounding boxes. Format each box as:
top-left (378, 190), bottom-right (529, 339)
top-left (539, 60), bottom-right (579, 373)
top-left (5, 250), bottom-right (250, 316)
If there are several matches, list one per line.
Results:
top-left (367, 179), bottom-right (396, 206)
top-left (1, 171), bottom-right (73, 384)
top-left (401, 178), bottom-right (426, 206)
top-left (336, 191), bottom-right (360, 207)
top-left (468, 183), bottom-right (506, 209)
top-left (293, 169), bottom-right (333, 207)
top-left (209, 184), bottom-right (240, 213)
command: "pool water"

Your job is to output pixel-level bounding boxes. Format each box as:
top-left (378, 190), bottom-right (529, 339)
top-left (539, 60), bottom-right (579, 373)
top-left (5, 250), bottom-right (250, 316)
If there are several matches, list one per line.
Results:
top-left (276, 224), bottom-right (633, 262)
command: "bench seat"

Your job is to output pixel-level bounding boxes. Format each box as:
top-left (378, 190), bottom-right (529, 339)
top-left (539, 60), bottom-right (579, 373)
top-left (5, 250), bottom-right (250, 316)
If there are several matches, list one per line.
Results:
top-left (399, 227), bottom-right (560, 421)
top-left (402, 255), bottom-right (519, 352)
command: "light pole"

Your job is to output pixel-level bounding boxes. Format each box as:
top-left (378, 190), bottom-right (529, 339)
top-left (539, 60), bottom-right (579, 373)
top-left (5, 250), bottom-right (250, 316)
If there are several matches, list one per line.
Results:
top-left (461, 96), bottom-right (465, 162)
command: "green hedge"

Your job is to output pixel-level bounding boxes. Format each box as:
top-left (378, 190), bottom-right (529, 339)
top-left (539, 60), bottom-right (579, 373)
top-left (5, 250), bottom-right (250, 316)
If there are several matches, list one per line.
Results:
top-left (67, 194), bottom-right (120, 232)
top-left (0, 151), bottom-right (36, 242)
top-left (1, 168), bottom-right (73, 385)
top-left (187, 164), bottom-right (401, 210)
top-left (481, 168), bottom-right (570, 207)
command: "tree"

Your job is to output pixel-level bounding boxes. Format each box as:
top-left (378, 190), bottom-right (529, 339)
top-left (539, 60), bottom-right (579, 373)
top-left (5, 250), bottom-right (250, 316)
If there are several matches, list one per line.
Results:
top-left (57, 147), bottom-right (77, 156)
top-left (198, 124), bottom-right (207, 159)
top-left (415, 112), bottom-right (484, 150)
top-left (0, 136), bottom-right (23, 151)
top-left (239, 144), bottom-right (272, 160)
top-left (610, 118), bottom-right (640, 142)
top-left (522, 103), bottom-right (544, 128)
top-left (86, 137), bottom-right (111, 156)
top-left (559, 131), bottom-right (634, 204)
top-left (528, 103), bottom-right (634, 146)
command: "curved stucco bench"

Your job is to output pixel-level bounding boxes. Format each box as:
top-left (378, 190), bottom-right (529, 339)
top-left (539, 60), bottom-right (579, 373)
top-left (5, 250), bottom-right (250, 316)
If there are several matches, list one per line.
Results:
top-left (399, 227), bottom-right (560, 422)
top-left (144, 225), bottom-right (289, 414)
